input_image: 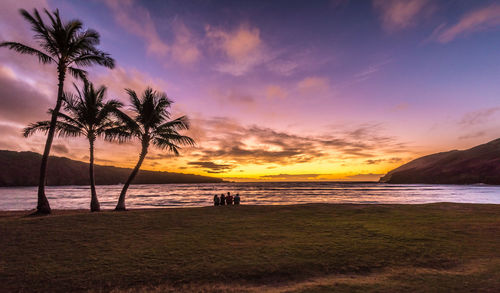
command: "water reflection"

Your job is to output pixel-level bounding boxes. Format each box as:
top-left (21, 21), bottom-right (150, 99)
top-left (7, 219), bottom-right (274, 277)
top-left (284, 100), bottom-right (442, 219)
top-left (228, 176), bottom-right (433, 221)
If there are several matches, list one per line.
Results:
top-left (1, 182), bottom-right (500, 210)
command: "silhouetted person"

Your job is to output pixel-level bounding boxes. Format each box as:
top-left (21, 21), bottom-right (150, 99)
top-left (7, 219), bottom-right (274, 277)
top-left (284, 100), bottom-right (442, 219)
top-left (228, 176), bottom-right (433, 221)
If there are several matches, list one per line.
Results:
top-left (226, 192), bottom-right (233, 205)
top-left (213, 194), bottom-right (220, 206)
top-left (220, 193), bottom-right (226, 206)
top-left (234, 193), bottom-right (240, 205)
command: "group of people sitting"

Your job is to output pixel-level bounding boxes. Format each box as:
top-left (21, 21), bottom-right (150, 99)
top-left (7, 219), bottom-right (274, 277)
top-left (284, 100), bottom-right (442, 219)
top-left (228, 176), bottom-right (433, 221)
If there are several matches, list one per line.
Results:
top-left (213, 192), bottom-right (240, 206)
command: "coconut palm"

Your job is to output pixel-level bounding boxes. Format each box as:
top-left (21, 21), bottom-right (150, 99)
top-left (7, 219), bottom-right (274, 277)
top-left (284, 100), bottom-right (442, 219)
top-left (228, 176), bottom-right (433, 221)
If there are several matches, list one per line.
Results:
top-left (0, 8), bottom-right (115, 214)
top-left (23, 82), bottom-right (124, 212)
top-left (112, 88), bottom-right (195, 211)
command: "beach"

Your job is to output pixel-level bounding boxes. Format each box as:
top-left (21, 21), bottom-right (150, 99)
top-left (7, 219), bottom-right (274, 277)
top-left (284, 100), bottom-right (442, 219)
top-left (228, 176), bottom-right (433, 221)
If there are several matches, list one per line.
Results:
top-left (2, 203), bottom-right (500, 292)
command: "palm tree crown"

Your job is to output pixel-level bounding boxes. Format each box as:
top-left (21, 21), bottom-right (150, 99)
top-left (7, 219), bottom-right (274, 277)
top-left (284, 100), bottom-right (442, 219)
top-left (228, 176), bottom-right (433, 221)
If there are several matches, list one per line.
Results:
top-left (24, 82), bottom-right (124, 212)
top-left (114, 88), bottom-right (195, 210)
top-left (117, 88), bottom-right (195, 153)
top-left (24, 82), bottom-right (123, 140)
top-left (1, 8), bottom-right (114, 79)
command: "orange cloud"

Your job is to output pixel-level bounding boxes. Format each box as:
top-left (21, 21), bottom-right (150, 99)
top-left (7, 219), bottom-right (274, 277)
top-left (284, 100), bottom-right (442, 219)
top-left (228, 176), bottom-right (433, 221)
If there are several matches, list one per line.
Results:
top-left (168, 20), bottom-right (201, 64)
top-left (171, 21), bottom-right (201, 64)
top-left (459, 107), bottom-right (500, 127)
top-left (432, 4), bottom-right (500, 43)
top-left (373, 0), bottom-right (434, 32)
top-left (266, 85), bottom-right (287, 100)
top-left (206, 24), bottom-right (269, 75)
top-left (297, 76), bottom-right (329, 93)
top-left (206, 24), bottom-right (261, 59)
top-left (344, 173), bottom-right (384, 181)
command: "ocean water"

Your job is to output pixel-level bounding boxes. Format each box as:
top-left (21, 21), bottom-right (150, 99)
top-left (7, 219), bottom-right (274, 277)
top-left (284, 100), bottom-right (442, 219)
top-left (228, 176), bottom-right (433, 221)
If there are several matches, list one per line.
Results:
top-left (1, 182), bottom-right (500, 211)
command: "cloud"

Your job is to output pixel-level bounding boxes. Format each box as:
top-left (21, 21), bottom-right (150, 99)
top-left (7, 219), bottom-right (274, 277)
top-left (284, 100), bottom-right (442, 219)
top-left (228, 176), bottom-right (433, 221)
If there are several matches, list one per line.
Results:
top-left (0, 65), bottom-right (51, 125)
top-left (431, 4), bottom-right (500, 43)
top-left (104, 0), bottom-right (199, 64)
top-left (94, 65), bottom-right (170, 101)
top-left (259, 173), bottom-right (322, 180)
top-left (297, 76), bottom-right (329, 94)
top-left (52, 144), bottom-right (70, 154)
top-left (266, 85), bottom-right (287, 100)
top-left (0, 124), bottom-right (24, 150)
top-left (266, 59), bottom-right (298, 76)
top-left (372, 0), bottom-right (434, 32)
top-left (365, 159), bottom-right (384, 165)
top-left (458, 131), bottom-right (486, 140)
top-left (187, 161), bottom-right (234, 173)
top-left (209, 88), bottom-right (255, 107)
top-left (365, 157), bottom-right (402, 165)
top-left (353, 59), bottom-right (392, 82)
top-left (207, 24), bottom-right (261, 60)
top-left (206, 24), bottom-right (270, 76)
top-left (345, 173), bottom-right (384, 181)
top-left (391, 102), bottom-right (409, 112)
top-left (459, 107), bottom-right (500, 126)
top-left (185, 118), bottom-right (411, 172)
top-left (104, 0), bottom-right (168, 56)
top-left (170, 20), bottom-right (201, 64)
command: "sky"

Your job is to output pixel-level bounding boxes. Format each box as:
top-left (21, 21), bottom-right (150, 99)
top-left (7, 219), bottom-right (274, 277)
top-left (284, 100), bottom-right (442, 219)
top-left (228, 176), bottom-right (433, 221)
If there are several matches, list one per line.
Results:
top-left (0, 0), bottom-right (500, 181)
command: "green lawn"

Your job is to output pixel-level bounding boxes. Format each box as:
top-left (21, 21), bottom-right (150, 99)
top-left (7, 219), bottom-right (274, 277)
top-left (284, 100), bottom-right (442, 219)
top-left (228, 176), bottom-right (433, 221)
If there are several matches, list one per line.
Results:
top-left (1, 203), bottom-right (500, 292)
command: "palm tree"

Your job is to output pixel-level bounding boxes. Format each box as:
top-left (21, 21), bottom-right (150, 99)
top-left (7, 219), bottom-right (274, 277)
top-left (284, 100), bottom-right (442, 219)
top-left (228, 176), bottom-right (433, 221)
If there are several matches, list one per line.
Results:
top-left (23, 82), bottom-right (124, 212)
top-left (0, 8), bottom-right (115, 214)
top-left (112, 88), bottom-right (195, 211)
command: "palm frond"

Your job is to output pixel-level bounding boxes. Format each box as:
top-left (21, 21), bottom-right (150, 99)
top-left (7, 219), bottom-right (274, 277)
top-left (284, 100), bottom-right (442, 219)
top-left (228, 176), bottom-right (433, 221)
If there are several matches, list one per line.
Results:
top-left (104, 125), bottom-right (133, 143)
top-left (64, 20), bottom-right (84, 45)
top-left (156, 116), bottom-right (190, 132)
top-left (23, 121), bottom-right (50, 137)
top-left (156, 133), bottom-right (196, 147)
top-left (126, 88), bottom-right (142, 113)
top-left (70, 29), bottom-right (100, 51)
top-left (0, 42), bottom-right (53, 64)
top-left (152, 137), bottom-right (181, 155)
top-left (94, 120), bottom-right (116, 135)
top-left (23, 120), bottom-right (82, 138)
top-left (43, 9), bottom-right (58, 29)
top-left (68, 67), bottom-right (88, 81)
top-left (26, 9), bottom-right (59, 57)
top-left (19, 9), bottom-right (49, 41)
top-left (49, 108), bottom-right (85, 130)
top-left (111, 107), bottom-right (140, 133)
top-left (95, 99), bottom-right (123, 125)
top-left (71, 50), bottom-right (114, 68)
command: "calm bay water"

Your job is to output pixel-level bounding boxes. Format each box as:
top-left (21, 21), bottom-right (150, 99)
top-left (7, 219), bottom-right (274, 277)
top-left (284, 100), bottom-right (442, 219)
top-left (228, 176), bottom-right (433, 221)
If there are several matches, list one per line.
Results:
top-left (1, 182), bottom-right (500, 211)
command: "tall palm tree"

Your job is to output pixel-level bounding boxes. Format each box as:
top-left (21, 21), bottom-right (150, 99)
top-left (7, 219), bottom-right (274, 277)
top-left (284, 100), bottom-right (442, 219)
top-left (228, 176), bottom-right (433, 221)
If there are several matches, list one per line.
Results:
top-left (23, 82), bottom-right (124, 212)
top-left (112, 88), bottom-right (195, 211)
top-left (0, 8), bottom-right (115, 214)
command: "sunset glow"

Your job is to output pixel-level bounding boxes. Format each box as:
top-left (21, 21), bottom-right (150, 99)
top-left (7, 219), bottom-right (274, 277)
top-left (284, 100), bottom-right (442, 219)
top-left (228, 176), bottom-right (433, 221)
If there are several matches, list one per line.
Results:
top-left (1, 0), bottom-right (500, 181)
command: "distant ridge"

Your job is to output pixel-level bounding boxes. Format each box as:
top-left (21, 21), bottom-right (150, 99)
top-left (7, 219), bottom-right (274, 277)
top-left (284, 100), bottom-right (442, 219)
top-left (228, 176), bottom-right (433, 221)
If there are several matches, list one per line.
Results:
top-left (0, 150), bottom-right (223, 186)
top-left (379, 138), bottom-right (500, 185)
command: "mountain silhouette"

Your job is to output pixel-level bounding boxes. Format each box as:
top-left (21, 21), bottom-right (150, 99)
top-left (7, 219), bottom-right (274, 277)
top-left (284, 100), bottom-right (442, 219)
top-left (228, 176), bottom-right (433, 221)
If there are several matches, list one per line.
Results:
top-left (0, 150), bottom-right (222, 186)
top-left (380, 138), bottom-right (500, 184)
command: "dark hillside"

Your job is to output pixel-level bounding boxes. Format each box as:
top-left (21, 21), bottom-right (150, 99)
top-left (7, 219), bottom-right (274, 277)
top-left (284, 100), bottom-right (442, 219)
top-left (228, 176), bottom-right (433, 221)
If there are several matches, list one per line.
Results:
top-left (380, 138), bottom-right (500, 184)
top-left (0, 150), bottom-right (222, 186)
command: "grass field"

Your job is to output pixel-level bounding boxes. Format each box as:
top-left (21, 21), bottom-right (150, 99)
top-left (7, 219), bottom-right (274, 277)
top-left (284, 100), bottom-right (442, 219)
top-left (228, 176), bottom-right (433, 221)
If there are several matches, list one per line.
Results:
top-left (1, 203), bottom-right (500, 292)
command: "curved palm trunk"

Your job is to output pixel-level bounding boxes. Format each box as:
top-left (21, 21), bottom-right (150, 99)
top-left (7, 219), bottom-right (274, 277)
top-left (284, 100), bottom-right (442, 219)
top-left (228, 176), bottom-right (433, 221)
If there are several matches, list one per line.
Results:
top-left (115, 140), bottom-right (149, 211)
top-left (89, 137), bottom-right (100, 212)
top-left (36, 66), bottom-right (66, 214)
